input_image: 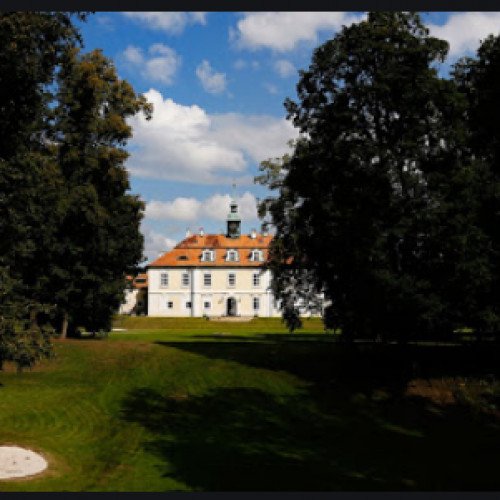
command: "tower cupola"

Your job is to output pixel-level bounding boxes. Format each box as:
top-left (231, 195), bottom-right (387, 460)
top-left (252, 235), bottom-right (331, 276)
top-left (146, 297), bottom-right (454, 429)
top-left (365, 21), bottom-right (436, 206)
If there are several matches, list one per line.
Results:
top-left (226, 187), bottom-right (241, 239)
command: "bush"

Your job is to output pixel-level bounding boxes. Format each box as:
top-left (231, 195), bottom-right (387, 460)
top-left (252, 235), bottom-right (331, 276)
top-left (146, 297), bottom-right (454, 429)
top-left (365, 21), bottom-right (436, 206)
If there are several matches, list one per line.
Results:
top-left (0, 316), bottom-right (54, 372)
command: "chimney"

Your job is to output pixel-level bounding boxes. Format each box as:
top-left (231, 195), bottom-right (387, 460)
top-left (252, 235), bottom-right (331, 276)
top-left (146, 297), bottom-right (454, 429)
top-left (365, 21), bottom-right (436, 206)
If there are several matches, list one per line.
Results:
top-left (250, 228), bottom-right (257, 239)
top-left (262, 224), bottom-right (269, 236)
top-left (199, 227), bottom-right (205, 236)
top-left (186, 228), bottom-right (192, 238)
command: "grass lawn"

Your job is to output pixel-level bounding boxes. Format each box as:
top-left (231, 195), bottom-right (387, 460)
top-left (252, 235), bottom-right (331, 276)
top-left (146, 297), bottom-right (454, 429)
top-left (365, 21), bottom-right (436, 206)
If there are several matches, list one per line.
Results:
top-left (1, 317), bottom-right (500, 491)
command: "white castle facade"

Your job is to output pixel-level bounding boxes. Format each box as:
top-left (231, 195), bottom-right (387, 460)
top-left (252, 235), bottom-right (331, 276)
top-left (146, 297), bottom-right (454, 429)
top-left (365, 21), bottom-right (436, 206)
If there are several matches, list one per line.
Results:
top-left (146, 198), bottom-right (283, 318)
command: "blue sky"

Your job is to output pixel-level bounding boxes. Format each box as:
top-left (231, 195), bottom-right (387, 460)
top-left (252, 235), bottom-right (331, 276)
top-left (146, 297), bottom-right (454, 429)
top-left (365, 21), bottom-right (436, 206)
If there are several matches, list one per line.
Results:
top-left (75, 12), bottom-right (500, 263)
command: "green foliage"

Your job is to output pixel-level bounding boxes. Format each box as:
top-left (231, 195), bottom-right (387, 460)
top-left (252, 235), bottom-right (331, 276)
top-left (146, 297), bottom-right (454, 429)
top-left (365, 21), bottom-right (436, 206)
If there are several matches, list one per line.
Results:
top-left (51, 48), bottom-right (152, 335)
top-left (0, 319), bottom-right (54, 373)
top-left (0, 13), bottom-right (87, 362)
top-left (0, 12), bottom-right (86, 160)
top-left (451, 34), bottom-right (500, 335)
top-left (0, 298), bottom-right (54, 372)
top-left (0, 13), bottom-right (151, 356)
top-left (257, 12), bottom-right (485, 340)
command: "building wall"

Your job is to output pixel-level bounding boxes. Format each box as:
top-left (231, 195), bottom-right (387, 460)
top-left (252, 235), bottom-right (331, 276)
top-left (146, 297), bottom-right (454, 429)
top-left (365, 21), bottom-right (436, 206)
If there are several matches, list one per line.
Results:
top-left (119, 289), bottom-right (147, 315)
top-left (119, 289), bottom-right (138, 315)
top-left (147, 267), bottom-right (282, 317)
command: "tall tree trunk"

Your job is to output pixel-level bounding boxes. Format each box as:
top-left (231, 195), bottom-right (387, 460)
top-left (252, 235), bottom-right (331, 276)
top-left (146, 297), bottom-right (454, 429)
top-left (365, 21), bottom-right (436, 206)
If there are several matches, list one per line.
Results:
top-left (60, 311), bottom-right (69, 339)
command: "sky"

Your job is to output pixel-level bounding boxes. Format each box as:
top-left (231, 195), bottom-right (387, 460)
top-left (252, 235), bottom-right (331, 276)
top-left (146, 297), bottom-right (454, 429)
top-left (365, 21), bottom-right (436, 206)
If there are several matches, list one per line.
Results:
top-left (75, 11), bottom-right (500, 263)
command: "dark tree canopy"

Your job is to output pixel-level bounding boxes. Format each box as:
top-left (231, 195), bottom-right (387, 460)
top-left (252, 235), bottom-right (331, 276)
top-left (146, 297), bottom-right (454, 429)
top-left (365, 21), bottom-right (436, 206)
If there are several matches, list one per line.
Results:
top-left (52, 48), bottom-right (152, 336)
top-left (0, 13), bottom-right (88, 368)
top-left (0, 13), bottom-right (151, 367)
top-left (451, 34), bottom-right (500, 335)
top-left (0, 12), bottom-right (86, 160)
top-left (257, 12), bottom-right (484, 341)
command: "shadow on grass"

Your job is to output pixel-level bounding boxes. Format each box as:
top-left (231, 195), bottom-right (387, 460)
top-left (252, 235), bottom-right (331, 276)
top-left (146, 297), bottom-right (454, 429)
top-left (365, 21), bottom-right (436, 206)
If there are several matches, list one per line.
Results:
top-left (155, 339), bottom-right (500, 393)
top-left (119, 336), bottom-right (500, 490)
top-left (121, 383), bottom-right (500, 491)
top-left (190, 333), bottom-right (338, 343)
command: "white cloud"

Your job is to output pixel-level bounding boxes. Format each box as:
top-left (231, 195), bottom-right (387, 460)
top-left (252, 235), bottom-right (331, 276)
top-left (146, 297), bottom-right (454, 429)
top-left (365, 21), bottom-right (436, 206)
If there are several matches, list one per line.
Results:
top-left (123, 45), bottom-right (143, 64)
top-left (196, 60), bottom-right (227, 94)
top-left (142, 226), bottom-right (177, 262)
top-left (208, 192), bottom-right (259, 222)
top-left (264, 83), bottom-right (279, 95)
top-left (428, 12), bottom-right (500, 58)
top-left (233, 59), bottom-right (260, 70)
top-left (234, 58), bottom-right (247, 70)
top-left (189, 12), bottom-right (207, 25)
top-left (127, 88), bottom-right (298, 184)
top-left (122, 44), bottom-right (181, 85)
top-left (96, 15), bottom-right (114, 30)
top-left (145, 192), bottom-right (259, 223)
top-left (209, 113), bottom-right (295, 165)
top-left (123, 12), bottom-right (207, 35)
top-left (146, 198), bottom-right (201, 222)
top-left (233, 12), bottom-right (364, 52)
top-left (274, 59), bottom-right (296, 78)
top-left (145, 44), bottom-right (181, 85)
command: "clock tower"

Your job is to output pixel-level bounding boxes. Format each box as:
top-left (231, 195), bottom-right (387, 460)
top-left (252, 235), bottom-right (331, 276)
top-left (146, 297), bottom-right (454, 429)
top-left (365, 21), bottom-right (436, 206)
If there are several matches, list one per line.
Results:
top-left (226, 195), bottom-right (241, 239)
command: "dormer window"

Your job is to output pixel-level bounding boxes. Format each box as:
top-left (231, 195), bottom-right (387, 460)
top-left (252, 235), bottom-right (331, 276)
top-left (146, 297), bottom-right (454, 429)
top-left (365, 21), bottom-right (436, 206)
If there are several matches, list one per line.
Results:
top-left (201, 249), bottom-right (215, 262)
top-left (226, 249), bottom-right (239, 262)
top-left (250, 249), bottom-right (263, 262)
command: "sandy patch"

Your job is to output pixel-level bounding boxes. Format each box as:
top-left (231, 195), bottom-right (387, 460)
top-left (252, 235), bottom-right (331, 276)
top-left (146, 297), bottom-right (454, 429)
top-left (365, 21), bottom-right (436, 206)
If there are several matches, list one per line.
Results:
top-left (0, 446), bottom-right (48, 480)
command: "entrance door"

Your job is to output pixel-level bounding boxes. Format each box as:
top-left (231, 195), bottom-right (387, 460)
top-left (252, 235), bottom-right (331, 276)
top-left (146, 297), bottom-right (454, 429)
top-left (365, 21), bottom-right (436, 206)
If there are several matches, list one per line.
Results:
top-left (227, 297), bottom-right (237, 316)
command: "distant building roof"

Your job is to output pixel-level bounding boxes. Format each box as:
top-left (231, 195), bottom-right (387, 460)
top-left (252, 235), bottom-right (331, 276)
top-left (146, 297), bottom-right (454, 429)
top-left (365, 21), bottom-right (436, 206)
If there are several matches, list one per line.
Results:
top-left (148, 233), bottom-right (272, 268)
top-left (126, 273), bottom-right (148, 289)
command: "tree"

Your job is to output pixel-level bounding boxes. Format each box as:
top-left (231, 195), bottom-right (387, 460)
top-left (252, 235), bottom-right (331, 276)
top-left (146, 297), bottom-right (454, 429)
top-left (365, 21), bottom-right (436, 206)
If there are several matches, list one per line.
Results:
top-left (0, 13), bottom-right (85, 161)
top-left (0, 13), bottom-right (86, 368)
top-left (451, 34), bottom-right (500, 337)
top-left (1, 13), bottom-right (149, 363)
top-left (52, 48), bottom-right (152, 336)
top-left (257, 12), bottom-right (471, 340)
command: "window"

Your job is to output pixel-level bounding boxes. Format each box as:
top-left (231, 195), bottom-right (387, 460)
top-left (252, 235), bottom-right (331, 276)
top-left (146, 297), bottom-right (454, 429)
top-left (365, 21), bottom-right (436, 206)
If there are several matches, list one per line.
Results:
top-left (203, 273), bottom-right (212, 287)
top-left (253, 297), bottom-right (260, 311)
top-left (226, 249), bottom-right (239, 262)
top-left (160, 273), bottom-right (169, 287)
top-left (252, 273), bottom-right (260, 287)
top-left (204, 301), bottom-right (211, 310)
top-left (182, 272), bottom-right (190, 287)
top-left (186, 301), bottom-right (192, 309)
top-left (201, 249), bottom-right (214, 262)
top-left (250, 249), bottom-right (263, 262)
top-left (228, 273), bottom-right (236, 287)
top-left (167, 301), bottom-right (173, 309)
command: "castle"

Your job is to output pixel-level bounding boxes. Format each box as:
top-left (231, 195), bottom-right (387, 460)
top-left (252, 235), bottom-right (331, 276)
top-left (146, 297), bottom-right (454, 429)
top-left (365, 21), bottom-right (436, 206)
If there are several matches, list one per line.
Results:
top-left (145, 197), bottom-right (282, 317)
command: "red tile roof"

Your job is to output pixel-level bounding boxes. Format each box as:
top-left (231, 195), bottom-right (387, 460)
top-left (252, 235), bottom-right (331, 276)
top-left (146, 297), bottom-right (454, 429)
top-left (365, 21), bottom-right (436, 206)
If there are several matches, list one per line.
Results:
top-left (148, 233), bottom-right (273, 268)
top-left (133, 273), bottom-right (148, 289)
top-left (126, 273), bottom-right (148, 289)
